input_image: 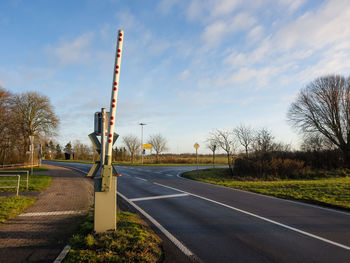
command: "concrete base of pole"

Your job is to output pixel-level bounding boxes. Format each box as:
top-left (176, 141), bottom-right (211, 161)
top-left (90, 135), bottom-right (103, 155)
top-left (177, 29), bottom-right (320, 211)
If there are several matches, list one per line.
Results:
top-left (94, 176), bottom-right (117, 233)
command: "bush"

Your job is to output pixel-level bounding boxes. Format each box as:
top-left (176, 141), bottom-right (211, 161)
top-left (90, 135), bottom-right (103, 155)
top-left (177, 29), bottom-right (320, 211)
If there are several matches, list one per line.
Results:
top-left (233, 157), bottom-right (305, 179)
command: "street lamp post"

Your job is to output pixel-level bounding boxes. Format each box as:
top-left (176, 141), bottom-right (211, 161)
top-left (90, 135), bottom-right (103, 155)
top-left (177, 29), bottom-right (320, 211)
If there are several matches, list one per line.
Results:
top-left (139, 123), bottom-right (146, 164)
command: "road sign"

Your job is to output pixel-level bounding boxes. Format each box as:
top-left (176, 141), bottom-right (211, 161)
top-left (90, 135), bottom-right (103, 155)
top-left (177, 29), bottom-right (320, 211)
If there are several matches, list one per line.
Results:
top-left (194, 143), bottom-right (200, 149)
top-left (143, 144), bottom-right (152, 149)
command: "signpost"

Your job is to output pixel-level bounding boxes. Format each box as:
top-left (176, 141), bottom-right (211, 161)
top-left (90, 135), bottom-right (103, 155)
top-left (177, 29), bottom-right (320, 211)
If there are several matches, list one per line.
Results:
top-left (87, 29), bottom-right (124, 233)
top-left (194, 143), bottom-right (199, 170)
top-left (29, 136), bottom-right (34, 175)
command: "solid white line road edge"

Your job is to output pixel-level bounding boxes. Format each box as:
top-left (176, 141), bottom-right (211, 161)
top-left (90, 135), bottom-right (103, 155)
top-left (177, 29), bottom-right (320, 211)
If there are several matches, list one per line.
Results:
top-left (130, 193), bottom-right (189, 202)
top-left (153, 182), bottom-right (350, 251)
top-left (118, 192), bottom-right (195, 257)
top-left (53, 245), bottom-right (71, 263)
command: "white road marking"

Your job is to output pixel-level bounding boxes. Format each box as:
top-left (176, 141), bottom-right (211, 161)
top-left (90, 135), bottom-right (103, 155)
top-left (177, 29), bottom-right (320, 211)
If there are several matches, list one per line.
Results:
top-left (118, 192), bottom-right (195, 257)
top-left (19, 210), bottom-right (84, 217)
top-left (135, 177), bottom-right (147, 181)
top-left (53, 245), bottom-right (71, 263)
top-left (153, 182), bottom-right (350, 251)
top-left (130, 193), bottom-right (189, 202)
top-left (165, 174), bottom-right (173, 176)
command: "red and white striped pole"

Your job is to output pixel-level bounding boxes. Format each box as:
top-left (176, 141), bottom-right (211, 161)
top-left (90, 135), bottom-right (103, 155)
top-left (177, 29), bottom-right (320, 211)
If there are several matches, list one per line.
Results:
top-left (105, 29), bottom-right (124, 165)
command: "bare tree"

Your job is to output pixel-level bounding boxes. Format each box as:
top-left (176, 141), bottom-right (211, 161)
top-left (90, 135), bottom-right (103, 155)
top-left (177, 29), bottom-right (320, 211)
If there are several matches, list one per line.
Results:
top-left (252, 128), bottom-right (275, 153)
top-left (148, 134), bottom-right (168, 163)
top-left (287, 75), bottom-right (350, 166)
top-left (210, 129), bottom-right (236, 168)
top-left (10, 91), bottom-right (59, 156)
top-left (0, 87), bottom-right (12, 164)
top-left (234, 124), bottom-right (255, 156)
top-left (206, 138), bottom-right (217, 167)
top-left (300, 133), bottom-right (334, 152)
top-left (123, 134), bottom-right (140, 163)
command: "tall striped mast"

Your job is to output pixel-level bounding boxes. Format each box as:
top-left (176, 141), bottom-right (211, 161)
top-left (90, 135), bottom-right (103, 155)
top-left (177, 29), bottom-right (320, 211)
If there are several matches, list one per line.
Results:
top-left (105, 29), bottom-right (124, 165)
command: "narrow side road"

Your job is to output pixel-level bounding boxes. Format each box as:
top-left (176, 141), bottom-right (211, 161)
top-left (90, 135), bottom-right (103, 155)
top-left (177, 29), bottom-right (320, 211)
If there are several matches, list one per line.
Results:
top-left (0, 165), bottom-right (93, 263)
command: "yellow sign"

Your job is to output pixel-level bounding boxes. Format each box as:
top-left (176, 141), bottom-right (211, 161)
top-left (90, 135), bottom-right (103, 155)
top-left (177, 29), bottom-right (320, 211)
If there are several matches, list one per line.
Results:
top-left (143, 144), bottom-right (152, 149)
top-left (194, 143), bottom-right (199, 149)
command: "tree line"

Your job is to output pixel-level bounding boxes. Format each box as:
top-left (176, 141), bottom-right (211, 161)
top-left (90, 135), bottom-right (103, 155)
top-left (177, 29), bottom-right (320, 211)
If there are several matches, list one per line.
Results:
top-left (208, 75), bottom-right (350, 179)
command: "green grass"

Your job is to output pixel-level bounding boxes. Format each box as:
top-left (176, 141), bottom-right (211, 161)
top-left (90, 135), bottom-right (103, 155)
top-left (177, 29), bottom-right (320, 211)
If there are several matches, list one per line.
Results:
top-left (52, 159), bottom-right (94, 164)
top-left (0, 174), bottom-right (52, 192)
top-left (0, 196), bottom-right (36, 224)
top-left (65, 211), bottom-right (162, 263)
top-left (183, 168), bottom-right (350, 210)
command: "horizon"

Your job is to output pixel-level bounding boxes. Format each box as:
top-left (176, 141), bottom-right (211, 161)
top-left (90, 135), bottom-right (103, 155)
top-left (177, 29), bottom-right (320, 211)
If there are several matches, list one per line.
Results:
top-left (1, 0), bottom-right (350, 154)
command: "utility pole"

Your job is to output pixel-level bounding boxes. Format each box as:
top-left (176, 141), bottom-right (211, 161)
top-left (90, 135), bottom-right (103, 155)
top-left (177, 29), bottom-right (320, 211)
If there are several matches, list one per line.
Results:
top-left (213, 144), bottom-right (216, 168)
top-left (139, 123), bottom-right (146, 164)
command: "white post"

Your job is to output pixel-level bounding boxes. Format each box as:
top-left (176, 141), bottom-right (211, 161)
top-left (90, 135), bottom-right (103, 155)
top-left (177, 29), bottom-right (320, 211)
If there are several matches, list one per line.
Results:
top-left (16, 175), bottom-right (20, 196)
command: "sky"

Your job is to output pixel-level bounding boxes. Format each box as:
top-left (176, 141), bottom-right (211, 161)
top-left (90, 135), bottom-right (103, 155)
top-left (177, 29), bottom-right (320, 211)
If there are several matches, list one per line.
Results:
top-left (1, 0), bottom-right (350, 154)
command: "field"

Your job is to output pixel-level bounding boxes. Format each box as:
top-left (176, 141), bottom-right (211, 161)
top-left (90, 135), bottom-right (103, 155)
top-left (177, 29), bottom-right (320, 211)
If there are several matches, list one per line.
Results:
top-left (183, 168), bottom-right (350, 210)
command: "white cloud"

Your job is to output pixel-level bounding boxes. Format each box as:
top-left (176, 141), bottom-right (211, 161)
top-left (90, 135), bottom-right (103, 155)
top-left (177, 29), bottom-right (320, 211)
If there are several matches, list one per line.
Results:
top-left (178, 69), bottom-right (190, 80)
top-left (157, 0), bottom-right (179, 14)
top-left (46, 32), bottom-right (94, 66)
top-left (202, 13), bottom-right (256, 46)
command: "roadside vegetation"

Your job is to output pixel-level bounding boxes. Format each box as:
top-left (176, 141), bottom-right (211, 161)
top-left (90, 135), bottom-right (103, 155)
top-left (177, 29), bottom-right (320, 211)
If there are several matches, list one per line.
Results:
top-left (65, 212), bottom-right (162, 263)
top-left (0, 166), bottom-right (52, 224)
top-left (183, 168), bottom-right (350, 210)
top-left (0, 196), bottom-right (36, 224)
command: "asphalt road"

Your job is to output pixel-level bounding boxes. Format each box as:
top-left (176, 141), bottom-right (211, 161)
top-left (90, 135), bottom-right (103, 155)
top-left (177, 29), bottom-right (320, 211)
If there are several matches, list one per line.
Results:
top-left (44, 161), bottom-right (350, 263)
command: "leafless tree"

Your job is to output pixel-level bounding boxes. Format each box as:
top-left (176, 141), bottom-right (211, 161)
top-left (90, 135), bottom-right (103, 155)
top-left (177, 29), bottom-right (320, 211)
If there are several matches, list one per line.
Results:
top-left (0, 87), bottom-right (12, 164)
top-left (206, 138), bottom-right (217, 167)
top-left (123, 134), bottom-right (140, 163)
top-left (10, 91), bottom-right (59, 156)
top-left (210, 129), bottom-right (236, 168)
top-left (234, 124), bottom-right (255, 156)
top-left (148, 134), bottom-right (168, 163)
top-left (252, 128), bottom-right (275, 153)
top-left (73, 140), bottom-right (92, 160)
top-left (287, 75), bottom-right (350, 166)
top-left (300, 133), bottom-right (334, 152)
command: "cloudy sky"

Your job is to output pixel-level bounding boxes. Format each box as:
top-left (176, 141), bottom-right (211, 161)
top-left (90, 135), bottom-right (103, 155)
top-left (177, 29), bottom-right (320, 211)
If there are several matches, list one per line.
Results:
top-left (1, 0), bottom-right (350, 153)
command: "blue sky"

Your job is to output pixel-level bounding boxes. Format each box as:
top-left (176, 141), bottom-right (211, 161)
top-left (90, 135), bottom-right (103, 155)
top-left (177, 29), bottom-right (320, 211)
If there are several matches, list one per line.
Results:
top-left (1, 0), bottom-right (350, 154)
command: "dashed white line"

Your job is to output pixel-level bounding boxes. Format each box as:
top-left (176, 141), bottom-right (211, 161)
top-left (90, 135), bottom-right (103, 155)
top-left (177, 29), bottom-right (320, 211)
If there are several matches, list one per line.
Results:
top-left (130, 193), bottom-right (189, 202)
top-left (153, 182), bottom-right (350, 251)
top-left (19, 210), bottom-right (84, 217)
top-left (135, 177), bottom-right (147, 181)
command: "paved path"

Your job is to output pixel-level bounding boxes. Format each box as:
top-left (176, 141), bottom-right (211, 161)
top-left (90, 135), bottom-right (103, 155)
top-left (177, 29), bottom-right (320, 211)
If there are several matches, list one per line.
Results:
top-left (0, 165), bottom-right (93, 263)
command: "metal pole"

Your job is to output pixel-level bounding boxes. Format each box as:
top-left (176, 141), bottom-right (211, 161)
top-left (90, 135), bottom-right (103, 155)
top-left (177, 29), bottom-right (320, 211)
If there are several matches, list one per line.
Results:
top-left (101, 108), bottom-right (106, 166)
top-left (139, 123), bottom-right (146, 164)
top-left (196, 148), bottom-right (198, 170)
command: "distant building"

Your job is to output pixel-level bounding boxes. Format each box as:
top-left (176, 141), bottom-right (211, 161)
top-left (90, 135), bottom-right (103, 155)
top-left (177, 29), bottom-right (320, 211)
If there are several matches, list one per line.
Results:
top-left (64, 152), bottom-right (75, 160)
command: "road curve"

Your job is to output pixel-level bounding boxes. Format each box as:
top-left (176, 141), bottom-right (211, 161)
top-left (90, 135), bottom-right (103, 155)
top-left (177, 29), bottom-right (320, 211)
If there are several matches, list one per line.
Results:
top-left (44, 161), bottom-right (350, 263)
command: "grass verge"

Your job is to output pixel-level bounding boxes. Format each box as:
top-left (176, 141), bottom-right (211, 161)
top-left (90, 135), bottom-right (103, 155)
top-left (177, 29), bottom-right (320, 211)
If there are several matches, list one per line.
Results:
top-left (65, 211), bottom-right (162, 263)
top-left (183, 168), bottom-right (350, 211)
top-left (0, 174), bottom-right (52, 192)
top-left (0, 196), bottom-right (36, 224)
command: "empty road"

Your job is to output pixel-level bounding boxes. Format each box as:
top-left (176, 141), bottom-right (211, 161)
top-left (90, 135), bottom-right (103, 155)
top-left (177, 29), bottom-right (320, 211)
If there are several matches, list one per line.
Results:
top-left (45, 161), bottom-right (350, 263)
